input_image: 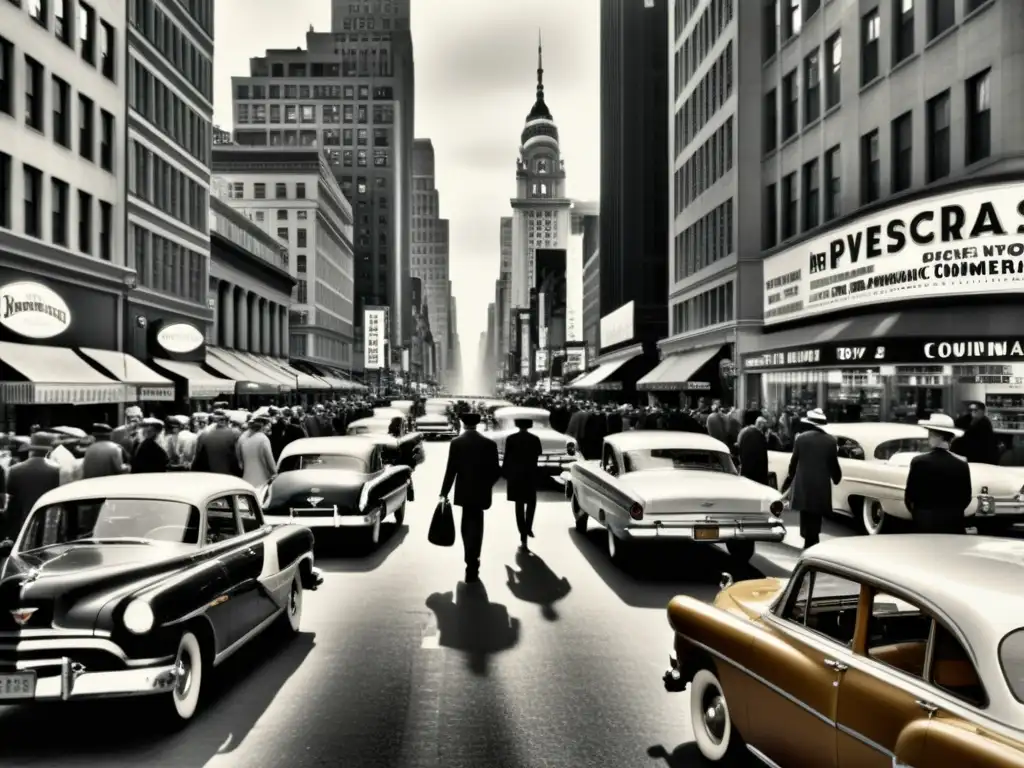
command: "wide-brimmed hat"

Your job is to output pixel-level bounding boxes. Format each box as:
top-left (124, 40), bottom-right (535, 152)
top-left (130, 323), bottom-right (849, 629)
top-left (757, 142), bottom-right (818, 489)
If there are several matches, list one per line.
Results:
top-left (801, 408), bottom-right (828, 428)
top-left (459, 412), bottom-right (481, 426)
top-left (27, 432), bottom-right (59, 453)
top-left (514, 418), bottom-right (533, 428)
top-left (918, 413), bottom-right (963, 438)
top-left (90, 423), bottom-right (113, 436)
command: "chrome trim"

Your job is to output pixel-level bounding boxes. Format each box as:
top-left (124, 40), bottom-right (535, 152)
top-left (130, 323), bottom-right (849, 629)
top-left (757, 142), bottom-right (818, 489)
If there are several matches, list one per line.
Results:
top-left (0, 627), bottom-right (111, 639)
top-left (837, 721), bottom-right (895, 758)
top-left (212, 607), bottom-right (283, 667)
top-left (746, 745), bottom-right (783, 768)
top-left (0, 637), bottom-right (169, 667)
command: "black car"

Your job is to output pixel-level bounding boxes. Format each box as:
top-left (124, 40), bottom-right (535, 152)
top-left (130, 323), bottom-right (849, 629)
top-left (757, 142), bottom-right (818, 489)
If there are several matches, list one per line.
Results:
top-left (346, 412), bottom-right (425, 469)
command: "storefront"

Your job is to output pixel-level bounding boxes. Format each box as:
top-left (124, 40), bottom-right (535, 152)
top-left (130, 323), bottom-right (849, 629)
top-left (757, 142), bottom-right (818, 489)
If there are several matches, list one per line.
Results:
top-left (638, 331), bottom-right (737, 407)
top-left (569, 301), bottom-right (657, 400)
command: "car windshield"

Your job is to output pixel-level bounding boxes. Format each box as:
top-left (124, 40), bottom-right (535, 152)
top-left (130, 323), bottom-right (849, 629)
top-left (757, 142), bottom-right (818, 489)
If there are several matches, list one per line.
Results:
top-left (19, 498), bottom-right (202, 550)
top-left (999, 629), bottom-right (1024, 703)
top-left (623, 448), bottom-right (737, 474)
top-left (499, 415), bottom-right (550, 431)
top-left (279, 454), bottom-right (368, 472)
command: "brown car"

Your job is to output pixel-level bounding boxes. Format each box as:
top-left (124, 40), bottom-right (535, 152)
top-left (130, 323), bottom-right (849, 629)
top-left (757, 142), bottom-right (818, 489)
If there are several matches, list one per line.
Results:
top-left (663, 535), bottom-right (1024, 766)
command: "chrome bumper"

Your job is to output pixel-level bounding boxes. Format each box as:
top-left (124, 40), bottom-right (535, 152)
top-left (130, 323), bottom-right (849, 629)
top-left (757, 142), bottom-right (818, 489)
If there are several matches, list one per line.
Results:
top-left (5, 656), bottom-right (179, 702)
top-left (266, 507), bottom-right (380, 528)
top-left (622, 520), bottom-right (786, 543)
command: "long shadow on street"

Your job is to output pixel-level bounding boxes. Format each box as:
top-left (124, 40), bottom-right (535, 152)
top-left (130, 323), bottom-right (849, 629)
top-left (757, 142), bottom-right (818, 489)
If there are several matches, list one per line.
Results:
top-left (648, 743), bottom-right (757, 767)
top-left (426, 581), bottom-right (520, 676)
top-left (314, 523), bottom-right (409, 572)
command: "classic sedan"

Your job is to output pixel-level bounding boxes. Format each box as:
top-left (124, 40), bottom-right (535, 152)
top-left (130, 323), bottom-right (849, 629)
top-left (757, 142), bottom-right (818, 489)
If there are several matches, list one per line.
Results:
top-left (567, 431), bottom-right (785, 563)
top-left (261, 436), bottom-right (412, 546)
top-left (348, 414), bottom-right (425, 470)
top-left (767, 422), bottom-right (1024, 535)
top-left (664, 535), bottom-right (1024, 766)
top-left (486, 406), bottom-right (578, 476)
top-left (0, 473), bottom-right (320, 721)
top-left (416, 398), bottom-right (457, 440)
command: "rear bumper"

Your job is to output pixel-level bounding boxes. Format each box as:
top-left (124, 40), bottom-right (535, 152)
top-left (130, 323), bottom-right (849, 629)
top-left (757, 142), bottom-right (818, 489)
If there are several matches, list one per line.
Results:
top-left (266, 507), bottom-right (379, 529)
top-left (622, 520), bottom-right (786, 543)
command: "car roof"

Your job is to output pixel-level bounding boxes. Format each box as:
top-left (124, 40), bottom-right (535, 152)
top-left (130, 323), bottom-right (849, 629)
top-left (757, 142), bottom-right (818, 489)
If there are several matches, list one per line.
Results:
top-left (373, 407), bottom-right (404, 418)
top-left (607, 430), bottom-right (731, 454)
top-left (493, 406), bottom-right (549, 420)
top-left (823, 421), bottom-right (929, 444)
top-left (32, 473), bottom-right (256, 512)
top-left (279, 436), bottom-right (377, 461)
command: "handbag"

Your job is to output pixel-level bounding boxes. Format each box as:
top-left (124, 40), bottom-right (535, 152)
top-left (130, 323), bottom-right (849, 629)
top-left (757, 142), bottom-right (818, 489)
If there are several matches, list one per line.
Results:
top-left (428, 498), bottom-right (456, 547)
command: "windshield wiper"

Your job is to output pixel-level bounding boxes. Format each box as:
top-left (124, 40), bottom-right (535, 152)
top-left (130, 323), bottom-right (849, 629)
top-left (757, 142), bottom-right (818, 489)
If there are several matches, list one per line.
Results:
top-left (65, 537), bottom-right (153, 545)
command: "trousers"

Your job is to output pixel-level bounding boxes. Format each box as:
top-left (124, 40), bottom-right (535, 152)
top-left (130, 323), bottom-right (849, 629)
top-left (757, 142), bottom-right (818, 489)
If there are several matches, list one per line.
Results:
top-left (799, 509), bottom-right (824, 547)
top-left (460, 507), bottom-right (484, 572)
top-left (514, 500), bottom-right (536, 539)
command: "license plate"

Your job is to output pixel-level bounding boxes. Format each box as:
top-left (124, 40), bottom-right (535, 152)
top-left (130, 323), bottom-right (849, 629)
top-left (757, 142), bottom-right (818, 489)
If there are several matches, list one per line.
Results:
top-left (0, 672), bottom-right (36, 700)
top-left (694, 526), bottom-right (720, 540)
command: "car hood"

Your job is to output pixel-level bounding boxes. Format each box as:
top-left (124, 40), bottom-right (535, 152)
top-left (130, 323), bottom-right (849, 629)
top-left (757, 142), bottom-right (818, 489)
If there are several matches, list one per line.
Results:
top-left (713, 577), bottom-right (788, 619)
top-left (618, 469), bottom-right (777, 503)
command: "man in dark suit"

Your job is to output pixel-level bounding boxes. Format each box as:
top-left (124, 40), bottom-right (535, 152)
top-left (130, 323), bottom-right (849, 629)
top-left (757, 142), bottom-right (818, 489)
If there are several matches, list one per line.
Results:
top-left (131, 418), bottom-right (170, 473)
top-left (193, 410), bottom-right (242, 475)
top-left (781, 409), bottom-right (841, 548)
top-left (440, 412), bottom-right (500, 583)
top-left (737, 416), bottom-right (770, 485)
top-left (503, 418), bottom-right (543, 551)
top-left (2, 433), bottom-right (61, 544)
top-left (905, 414), bottom-right (973, 533)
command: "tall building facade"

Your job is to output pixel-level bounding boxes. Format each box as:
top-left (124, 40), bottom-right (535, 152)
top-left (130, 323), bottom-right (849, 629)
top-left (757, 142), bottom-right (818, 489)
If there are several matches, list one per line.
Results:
top-left (211, 147), bottom-right (356, 373)
top-left (411, 139), bottom-right (453, 383)
top-left (494, 216), bottom-right (513, 373)
top-left (510, 38), bottom-right (573, 311)
top-left (568, 200), bottom-right (599, 343)
top-left (582, 246), bottom-right (601, 361)
top-left (127, 0), bottom-right (215, 334)
top-left (229, 2), bottom-right (413, 361)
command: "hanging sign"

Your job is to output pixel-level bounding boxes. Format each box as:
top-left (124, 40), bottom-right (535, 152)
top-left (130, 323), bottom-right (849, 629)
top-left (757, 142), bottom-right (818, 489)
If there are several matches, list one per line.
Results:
top-left (0, 281), bottom-right (71, 339)
top-left (156, 323), bottom-right (204, 354)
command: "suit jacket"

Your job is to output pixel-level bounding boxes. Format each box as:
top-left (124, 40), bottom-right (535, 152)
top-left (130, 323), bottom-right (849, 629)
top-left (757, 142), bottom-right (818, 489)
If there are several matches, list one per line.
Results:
top-left (132, 438), bottom-right (169, 473)
top-left (440, 429), bottom-right (500, 510)
top-left (4, 458), bottom-right (61, 539)
top-left (82, 439), bottom-right (128, 479)
top-left (192, 426), bottom-right (242, 476)
top-left (503, 430), bottom-right (542, 503)
top-left (905, 448), bottom-right (972, 515)
top-left (737, 426), bottom-right (769, 485)
top-left (782, 428), bottom-right (842, 512)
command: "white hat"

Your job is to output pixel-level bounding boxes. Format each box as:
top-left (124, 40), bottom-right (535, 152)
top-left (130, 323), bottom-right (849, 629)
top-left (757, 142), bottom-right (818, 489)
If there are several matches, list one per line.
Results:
top-left (801, 408), bottom-right (828, 428)
top-left (917, 413), bottom-right (963, 438)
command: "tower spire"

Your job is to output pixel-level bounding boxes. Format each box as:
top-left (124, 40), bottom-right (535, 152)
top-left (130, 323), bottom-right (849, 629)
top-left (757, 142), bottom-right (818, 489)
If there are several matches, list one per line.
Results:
top-left (537, 28), bottom-right (544, 100)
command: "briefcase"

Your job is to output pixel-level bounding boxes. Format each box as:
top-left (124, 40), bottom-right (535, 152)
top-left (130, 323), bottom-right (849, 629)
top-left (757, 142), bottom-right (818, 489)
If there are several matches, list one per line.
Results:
top-left (428, 498), bottom-right (456, 547)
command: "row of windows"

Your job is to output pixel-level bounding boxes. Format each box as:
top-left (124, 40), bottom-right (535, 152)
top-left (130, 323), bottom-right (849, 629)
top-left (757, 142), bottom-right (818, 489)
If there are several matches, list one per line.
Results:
top-left (128, 139), bottom-right (208, 233)
top-left (0, 41), bottom-right (116, 173)
top-left (250, 48), bottom-right (395, 81)
top-left (128, 0), bottom-right (213, 102)
top-left (244, 181), bottom-right (308, 200)
top-left (677, 0), bottom-right (733, 91)
top-left (237, 102), bottom-right (395, 127)
top-left (129, 223), bottom-right (205, 302)
top-left (674, 117), bottom-right (733, 213)
top-left (11, 0), bottom-right (116, 81)
top-left (128, 57), bottom-right (212, 168)
top-left (764, 36), bottom-right (839, 152)
top-left (672, 198), bottom-right (734, 282)
top-left (765, 148), bottom-right (836, 246)
top-left (675, 42), bottom-right (732, 155)
top-left (670, 281), bottom-right (734, 336)
top-left (236, 83), bottom-right (393, 102)
top-left (0, 152), bottom-right (112, 259)
top-left (313, 335), bottom-right (353, 364)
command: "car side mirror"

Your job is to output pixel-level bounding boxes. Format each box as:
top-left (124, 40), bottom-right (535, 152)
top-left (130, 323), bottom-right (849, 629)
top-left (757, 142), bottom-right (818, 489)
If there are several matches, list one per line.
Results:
top-left (0, 540), bottom-right (13, 557)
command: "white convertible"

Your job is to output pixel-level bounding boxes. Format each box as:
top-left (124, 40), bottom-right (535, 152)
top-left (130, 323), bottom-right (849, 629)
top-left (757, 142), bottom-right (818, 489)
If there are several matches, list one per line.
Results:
top-left (415, 397), bottom-right (457, 439)
top-left (486, 406), bottom-right (578, 476)
top-left (566, 431), bottom-right (786, 563)
top-left (766, 422), bottom-right (1024, 535)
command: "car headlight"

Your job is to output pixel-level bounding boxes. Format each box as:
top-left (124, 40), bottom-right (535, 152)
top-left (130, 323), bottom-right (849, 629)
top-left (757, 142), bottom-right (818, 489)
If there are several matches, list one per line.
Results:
top-left (123, 600), bottom-right (154, 634)
top-left (769, 500), bottom-right (784, 517)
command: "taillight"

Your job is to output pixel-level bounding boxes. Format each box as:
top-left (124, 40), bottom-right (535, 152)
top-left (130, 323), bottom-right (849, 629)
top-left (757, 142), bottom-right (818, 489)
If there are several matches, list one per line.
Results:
top-left (629, 503), bottom-right (643, 521)
top-left (770, 500), bottom-right (783, 517)
top-left (567, 443), bottom-right (576, 456)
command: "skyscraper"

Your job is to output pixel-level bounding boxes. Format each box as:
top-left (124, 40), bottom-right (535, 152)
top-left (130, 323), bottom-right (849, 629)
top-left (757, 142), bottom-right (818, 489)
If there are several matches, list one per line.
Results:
top-left (495, 216), bottom-right (513, 372)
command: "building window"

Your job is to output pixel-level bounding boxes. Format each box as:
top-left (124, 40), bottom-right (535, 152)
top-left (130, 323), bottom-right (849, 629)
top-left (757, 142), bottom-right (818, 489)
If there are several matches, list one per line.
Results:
top-left (892, 111), bottom-right (913, 192)
top-left (24, 165), bottom-right (42, 238)
top-left (763, 0), bottom-right (778, 61)
top-left (825, 33), bottom-right (841, 108)
top-left (276, 209), bottom-right (287, 221)
top-left (803, 158), bottom-right (819, 230)
top-left (781, 172), bottom-right (797, 240)
top-left (254, 183), bottom-right (266, 199)
top-left (100, 20), bottom-right (114, 81)
top-left (804, 50), bottom-right (820, 125)
top-left (825, 145), bottom-right (840, 221)
top-left (79, 95), bottom-right (94, 160)
top-left (276, 227), bottom-right (288, 241)
top-left (966, 69), bottom-right (991, 165)
top-left (297, 229), bottom-right (307, 247)
top-left (77, 190), bottom-right (92, 253)
top-left (0, 37), bottom-right (12, 117)
top-left (861, 8), bottom-right (880, 85)
top-left (894, 0), bottom-right (914, 63)
top-left (927, 89), bottom-right (951, 180)
top-left (782, 70), bottom-right (798, 140)
top-left (0, 152), bottom-right (10, 229)
top-left (786, 0), bottom-right (801, 39)
top-left (99, 200), bottom-right (111, 260)
top-left (275, 182), bottom-right (287, 199)
top-left (861, 129), bottom-right (880, 203)
top-left (296, 182), bottom-right (306, 198)
top-left (78, 1), bottom-right (96, 65)
top-left (100, 110), bottom-right (113, 170)
top-left (55, 0), bottom-right (70, 45)
top-left (804, 0), bottom-right (820, 21)
top-left (52, 76), bottom-right (70, 147)
top-left (30, 0), bottom-right (47, 27)
top-left (51, 178), bottom-right (68, 246)
top-left (763, 89), bottom-right (777, 153)
top-left (929, 0), bottom-right (955, 40)
top-left (24, 56), bottom-right (44, 131)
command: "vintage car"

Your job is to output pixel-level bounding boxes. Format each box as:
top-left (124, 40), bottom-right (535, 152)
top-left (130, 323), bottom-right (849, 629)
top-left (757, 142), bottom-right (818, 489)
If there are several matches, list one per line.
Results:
top-left (261, 436), bottom-right (412, 546)
top-left (566, 431), bottom-right (785, 563)
top-left (416, 398), bottom-right (457, 440)
top-left (486, 406), bottom-right (578, 475)
top-left (0, 473), bottom-right (320, 721)
top-left (664, 535), bottom-right (1024, 766)
top-left (767, 422), bottom-right (1024, 535)
top-left (348, 412), bottom-right (425, 470)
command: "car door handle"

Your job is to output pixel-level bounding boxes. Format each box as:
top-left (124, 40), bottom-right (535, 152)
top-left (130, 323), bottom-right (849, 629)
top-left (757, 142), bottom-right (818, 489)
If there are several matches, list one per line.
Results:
top-left (915, 699), bottom-right (939, 715)
top-left (823, 658), bottom-right (849, 671)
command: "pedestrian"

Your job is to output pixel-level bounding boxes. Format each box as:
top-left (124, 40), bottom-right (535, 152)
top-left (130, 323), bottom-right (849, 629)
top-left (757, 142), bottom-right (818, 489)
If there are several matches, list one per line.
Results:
top-left (169, 415), bottom-right (197, 469)
top-left (131, 418), bottom-right (170, 473)
top-left (112, 406), bottom-right (143, 456)
top-left (237, 415), bottom-right (276, 488)
top-left (905, 414), bottom-right (972, 534)
top-left (81, 423), bottom-right (130, 479)
top-left (781, 408), bottom-right (841, 548)
top-left (193, 409), bottom-right (243, 475)
top-left (503, 417), bottom-right (542, 551)
top-left (2, 433), bottom-right (61, 544)
top-left (951, 401), bottom-right (1000, 465)
top-left (736, 416), bottom-right (770, 485)
top-left (439, 411), bottom-right (501, 584)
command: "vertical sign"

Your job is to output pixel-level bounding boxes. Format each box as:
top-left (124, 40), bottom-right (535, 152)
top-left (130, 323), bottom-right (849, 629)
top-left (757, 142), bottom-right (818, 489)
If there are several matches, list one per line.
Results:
top-left (401, 348), bottom-right (410, 372)
top-left (519, 311), bottom-right (530, 376)
top-left (364, 307), bottom-right (386, 370)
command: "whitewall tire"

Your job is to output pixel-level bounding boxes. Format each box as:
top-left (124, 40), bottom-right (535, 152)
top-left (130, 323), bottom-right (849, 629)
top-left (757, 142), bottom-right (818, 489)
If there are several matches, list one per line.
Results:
top-left (862, 499), bottom-right (886, 535)
top-left (284, 573), bottom-right (303, 634)
top-left (689, 668), bottom-right (741, 762)
top-left (170, 631), bottom-right (204, 721)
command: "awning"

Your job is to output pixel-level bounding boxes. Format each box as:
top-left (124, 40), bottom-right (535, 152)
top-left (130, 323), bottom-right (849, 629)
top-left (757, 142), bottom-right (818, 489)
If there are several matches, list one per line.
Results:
top-left (637, 345), bottom-right (721, 391)
top-left (231, 352), bottom-right (302, 391)
top-left (79, 348), bottom-right (175, 401)
top-left (151, 359), bottom-right (234, 399)
top-left (205, 347), bottom-right (286, 395)
top-left (0, 341), bottom-right (128, 405)
top-left (568, 349), bottom-right (643, 390)
top-left (299, 361), bottom-right (358, 391)
top-left (565, 371), bottom-right (589, 387)
top-left (259, 357), bottom-right (330, 390)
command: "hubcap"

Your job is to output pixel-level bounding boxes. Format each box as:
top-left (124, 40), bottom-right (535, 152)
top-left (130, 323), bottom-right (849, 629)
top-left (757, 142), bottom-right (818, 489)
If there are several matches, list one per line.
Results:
top-left (289, 583), bottom-right (299, 616)
top-left (868, 503), bottom-right (883, 531)
top-left (174, 649), bottom-right (193, 699)
top-left (701, 688), bottom-right (726, 743)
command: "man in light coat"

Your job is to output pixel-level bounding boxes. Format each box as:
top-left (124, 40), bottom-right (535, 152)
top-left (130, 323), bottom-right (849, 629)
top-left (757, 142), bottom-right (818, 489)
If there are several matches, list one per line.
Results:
top-left (236, 416), bottom-right (276, 488)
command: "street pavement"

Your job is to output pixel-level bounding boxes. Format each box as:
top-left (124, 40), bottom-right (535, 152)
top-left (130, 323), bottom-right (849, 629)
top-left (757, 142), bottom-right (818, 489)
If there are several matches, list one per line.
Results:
top-left (0, 439), bottom-right (855, 767)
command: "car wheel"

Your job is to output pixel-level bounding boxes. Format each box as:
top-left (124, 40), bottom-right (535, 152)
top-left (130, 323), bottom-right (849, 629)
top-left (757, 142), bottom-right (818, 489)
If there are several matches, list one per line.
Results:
top-left (394, 501), bottom-right (406, 527)
top-left (572, 494), bottom-right (588, 533)
top-left (169, 630), bottom-right (205, 721)
top-left (862, 499), bottom-right (887, 535)
top-left (725, 540), bottom-right (755, 563)
top-left (280, 571), bottom-right (303, 635)
top-left (607, 526), bottom-right (629, 562)
top-left (689, 667), bottom-right (745, 762)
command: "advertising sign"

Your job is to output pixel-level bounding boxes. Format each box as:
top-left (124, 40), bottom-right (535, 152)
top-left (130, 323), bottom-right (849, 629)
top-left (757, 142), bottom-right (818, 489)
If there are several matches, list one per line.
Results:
top-left (519, 312), bottom-right (530, 376)
top-left (364, 307), bottom-right (387, 370)
top-left (156, 323), bottom-right (204, 354)
top-left (763, 181), bottom-right (1024, 325)
top-left (564, 346), bottom-right (587, 374)
top-left (0, 281), bottom-right (71, 339)
top-left (600, 301), bottom-right (634, 349)
top-left (401, 348), bottom-right (410, 372)
top-left (742, 336), bottom-right (1024, 370)
top-left (535, 349), bottom-right (547, 373)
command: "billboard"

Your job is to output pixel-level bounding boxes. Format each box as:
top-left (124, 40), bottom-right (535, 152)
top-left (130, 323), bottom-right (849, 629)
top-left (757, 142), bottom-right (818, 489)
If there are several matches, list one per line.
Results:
top-left (364, 307), bottom-right (388, 370)
top-left (535, 349), bottom-right (547, 373)
top-left (600, 301), bottom-right (634, 349)
top-left (564, 346), bottom-right (587, 374)
top-left (762, 180), bottom-right (1024, 325)
top-left (519, 310), bottom-right (531, 376)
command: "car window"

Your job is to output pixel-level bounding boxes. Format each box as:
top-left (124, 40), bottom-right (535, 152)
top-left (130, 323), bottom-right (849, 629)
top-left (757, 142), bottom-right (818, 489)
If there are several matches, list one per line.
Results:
top-left (874, 437), bottom-right (931, 460)
top-left (930, 622), bottom-right (985, 707)
top-left (205, 496), bottom-right (241, 545)
top-left (279, 453), bottom-right (368, 472)
top-left (19, 498), bottom-right (201, 548)
top-left (781, 567), bottom-right (861, 647)
top-left (236, 495), bottom-right (263, 533)
top-left (835, 437), bottom-right (865, 460)
top-left (623, 448), bottom-right (737, 474)
top-left (998, 629), bottom-right (1024, 703)
top-left (602, 445), bottom-right (618, 476)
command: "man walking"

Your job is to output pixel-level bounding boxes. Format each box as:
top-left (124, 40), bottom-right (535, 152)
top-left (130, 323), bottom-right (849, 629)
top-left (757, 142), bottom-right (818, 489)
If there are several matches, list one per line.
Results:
top-left (503, 417), bottom-right (542, 551)
top-left (439, 411), bottom-right (500, 584)
top-left (905, 414), bottom-right (972, 533)
top-left (2, 433), bottom-right (61, 544)
top-left (81, 423), bottom-right (129, 479)
top-left (781, 408), bottom-right (841, 548)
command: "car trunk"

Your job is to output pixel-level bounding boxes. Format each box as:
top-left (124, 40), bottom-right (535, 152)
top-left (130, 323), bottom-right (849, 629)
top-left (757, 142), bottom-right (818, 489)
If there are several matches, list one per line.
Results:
top-left (618, 470), bottom-right (767, 519)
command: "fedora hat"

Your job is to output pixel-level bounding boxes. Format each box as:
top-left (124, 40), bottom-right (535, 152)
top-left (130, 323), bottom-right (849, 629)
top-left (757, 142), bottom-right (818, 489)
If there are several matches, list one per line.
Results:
top-left (801, 408), bottom-right (828, 428)
top-left (27, 432), bottom-right (59, 453)
top-left (918, 413), bottom-right (963, 438)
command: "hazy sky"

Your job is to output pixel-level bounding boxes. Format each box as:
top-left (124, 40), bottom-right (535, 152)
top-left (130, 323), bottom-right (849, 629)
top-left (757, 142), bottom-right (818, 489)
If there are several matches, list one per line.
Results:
top-left (213, 0), bottom-right (600, 379)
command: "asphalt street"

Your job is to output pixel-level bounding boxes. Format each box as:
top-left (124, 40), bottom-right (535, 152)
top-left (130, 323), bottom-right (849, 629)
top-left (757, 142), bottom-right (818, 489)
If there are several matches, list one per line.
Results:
top-left (0, 440), bottom-right (854, 768)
